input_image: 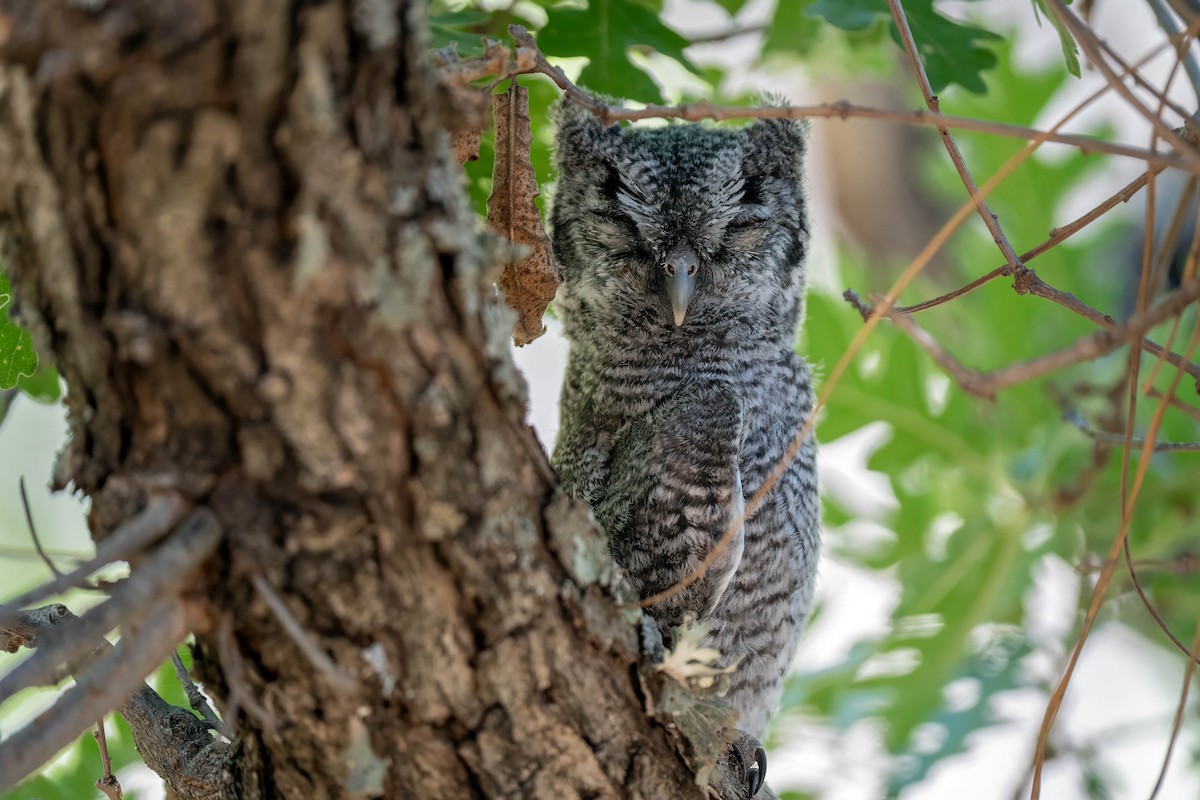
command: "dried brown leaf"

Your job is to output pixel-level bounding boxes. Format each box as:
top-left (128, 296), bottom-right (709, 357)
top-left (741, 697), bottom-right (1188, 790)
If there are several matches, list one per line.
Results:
top-left (452, 128), bottom-right (482, 164)
top-left (487, 82), bottom-right (560, 346)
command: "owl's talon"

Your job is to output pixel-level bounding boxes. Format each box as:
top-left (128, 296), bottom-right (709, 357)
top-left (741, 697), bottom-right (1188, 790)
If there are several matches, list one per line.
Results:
top-left (748, 746), bottom-right (766, 797)
top-left (722, 730), bottom-right (768, 799)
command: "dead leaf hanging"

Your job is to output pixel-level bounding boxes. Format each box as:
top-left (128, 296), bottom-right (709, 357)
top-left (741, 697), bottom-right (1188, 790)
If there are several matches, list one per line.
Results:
top-left (487, 81), bottom-right (560, 346)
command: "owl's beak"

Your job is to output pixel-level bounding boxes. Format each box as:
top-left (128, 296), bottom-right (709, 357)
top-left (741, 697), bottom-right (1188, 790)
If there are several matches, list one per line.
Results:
top-left (666, 247), bottom-right (699, 326)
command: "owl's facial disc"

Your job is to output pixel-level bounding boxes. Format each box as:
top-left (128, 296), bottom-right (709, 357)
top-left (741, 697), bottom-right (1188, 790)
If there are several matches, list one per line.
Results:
top-left (665, 243), bottom-right (699, 326)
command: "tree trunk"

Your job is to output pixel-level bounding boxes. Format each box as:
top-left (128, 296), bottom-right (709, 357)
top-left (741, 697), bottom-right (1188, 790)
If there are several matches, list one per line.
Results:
top-left (0, 1), bottom-right (705, 796)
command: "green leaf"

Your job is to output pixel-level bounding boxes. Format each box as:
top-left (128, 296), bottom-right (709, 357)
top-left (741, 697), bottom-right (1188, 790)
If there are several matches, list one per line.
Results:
top-left (16, 362), bottom-right (61, 403)
top-left (1030, 0), bottom-right (1081, 77)
top-left (764, 0), bottom-right (821, 57)
top-left (896, 3), bottom-right (999, 95)
top-left (712, 0), bottom-right (752, 14)
top-left (888, 631), bottom-right (1031, 792)
top-left (539, 0), bottom-right (698, 102)
top-left (805, 0), bottom-right (1000, 94)
top-left (807, 0), bottom-right (880, 31)
top-left (0, 273), bottom-right (37, 391)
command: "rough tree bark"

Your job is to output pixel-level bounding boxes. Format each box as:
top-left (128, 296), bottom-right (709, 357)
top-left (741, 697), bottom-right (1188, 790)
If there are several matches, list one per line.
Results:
top-left (0, 1), bottom-right (713, 797)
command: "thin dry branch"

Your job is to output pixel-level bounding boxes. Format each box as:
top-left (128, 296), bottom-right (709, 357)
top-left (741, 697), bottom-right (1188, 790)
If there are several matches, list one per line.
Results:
top-left (0, 599), bottom-right (204, 791)
top-left (1076, 552), bottom-right (1200, 575)
top-left (1123, 542), bottom-right (1200, 664)
top-left (1117, 138), bottom-right (1200, 675)
top-left (887, 0), bottom-right (1022, 273)
top-left (1149, 615), bottom-right (1200, 799)
top-left (1148, 386), bottom-right (1200, 420)
top-left (93, 719), bottom-right (123, 800)
top-left (894, 16), bottom-right (1200, 316)
top-left (433, 38), bottom-right (536, 88)
top-left (19, 476), bottom-right (62, 579)
top-left (499, 25), bottom-right (1191, 170)
top-left (1062, 409), bottom-right (1200, 450)
top-left (846, 280), bottom-right (1200, 400)
top-left (250, 573), bottom-right (356, 694)
top-left (1030, 316), bottom-right (1200, 799)
top-left (1020, 269), bottom-right (1200, 386)
top-left (884, 169), bottom-right (1200, 388)
top-left (0, 492), bottom-right (186, 616)
top-left (1049, 0), bottom-right (1200, 170)
top-left (896, 169), bottom-right (1158, 314)
top-left (0, 508), bottom-right (222, 704)
top-left (172, 649), bottom-right (223, 732)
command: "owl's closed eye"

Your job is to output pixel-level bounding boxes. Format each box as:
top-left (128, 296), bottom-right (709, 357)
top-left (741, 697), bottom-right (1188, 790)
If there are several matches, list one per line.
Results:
top-left (550, 101), bottom-right (808, 330)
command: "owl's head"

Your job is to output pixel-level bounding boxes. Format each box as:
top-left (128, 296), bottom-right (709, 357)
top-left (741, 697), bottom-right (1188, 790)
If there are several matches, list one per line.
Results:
top-left (550, 100), bottom-right (808, 339)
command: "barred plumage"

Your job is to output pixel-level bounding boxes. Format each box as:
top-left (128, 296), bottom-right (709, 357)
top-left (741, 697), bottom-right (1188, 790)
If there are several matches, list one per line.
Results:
top-left (549, 101), bottom-right (820, 743)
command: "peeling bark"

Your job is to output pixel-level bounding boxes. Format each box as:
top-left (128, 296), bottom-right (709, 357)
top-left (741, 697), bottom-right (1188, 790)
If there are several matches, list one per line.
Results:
top-left (0, 1), bottom-right (708, 797)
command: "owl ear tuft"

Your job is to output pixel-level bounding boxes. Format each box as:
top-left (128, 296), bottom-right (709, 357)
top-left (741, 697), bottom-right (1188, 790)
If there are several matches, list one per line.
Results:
top-left (741, 116), bottom-right (807, 178)
top-left (553, 96), bottom-right (623, 171)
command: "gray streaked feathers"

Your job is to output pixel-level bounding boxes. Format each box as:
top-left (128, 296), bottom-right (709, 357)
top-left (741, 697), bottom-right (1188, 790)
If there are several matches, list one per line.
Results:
top-left (549, 100), bottom-right (820, 740)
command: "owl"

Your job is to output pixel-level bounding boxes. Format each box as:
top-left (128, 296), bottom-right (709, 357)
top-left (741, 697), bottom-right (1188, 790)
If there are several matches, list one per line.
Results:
top-left (549, 99), bottom-right (821, 797)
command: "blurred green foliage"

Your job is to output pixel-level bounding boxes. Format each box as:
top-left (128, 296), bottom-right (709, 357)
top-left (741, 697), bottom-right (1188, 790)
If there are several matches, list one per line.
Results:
top-left (0, 270), bottom-right (60, 424)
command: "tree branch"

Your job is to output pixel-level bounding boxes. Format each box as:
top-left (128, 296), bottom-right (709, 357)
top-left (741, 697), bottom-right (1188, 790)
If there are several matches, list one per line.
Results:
top-left (1049, 0), bottom-right (1200, 170)
top-left (0, 507), bottom-right (223, 704)
top-left (0, 599), bottom-right (227, 795)
top-left (845, 278), bottom-right (1200, 399)
top-left (0, 492), bottom-right (187, 616)
top-left (489, 24), bottom-right (1194, 170)
top-left (172, 649), bottom-right (223, 733)
top-left (887, 0), bottom-right (1023, 273)
top-left (1062, 409), bottom-right (1200, 450)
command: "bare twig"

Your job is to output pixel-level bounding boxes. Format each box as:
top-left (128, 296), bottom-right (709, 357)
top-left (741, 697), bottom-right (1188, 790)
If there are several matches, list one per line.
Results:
top-left (0, 507), bottom-right (222, 704)
top-left (894, 18), bottom-right (1199, 316)
top-left (501, 25), bottom-right (1190, 170)
top-left (845, 279), bottom-right (1200, 400)
top-left (1022, 270), bottom-right (1200, 386)
top-left (433, 38), bottom-right (536, 88)
top-left (1137, 0), bottom-right (1200, 109)
top-left (1049, 0), bottom-right (1200, 170)
top-left (888, 237), bottom-right (1200, 387)
top-left (0, 598), bottom-right (192, 789)
top-left (250, 574), bottom-right (356, 694)
top-left (172, 649), bottom-right (223, 732)
top-left (887, 0), bottom-right (1022, 273)
top-left (1148, 615), bottom-right (1200, 798)
top-left (215, 613), bottom-right (276, 734)
top-left (893, 167), bottom-right (1155, 313)
top-left (0, 492), bottom-right (187, 615)
top-left (19, 476), bottom-right (63, 579)
top-left (1030, 315), bottom-right (1200, 799)
top-left (93, 719), bottom-right (123, 800)
top-left (1076, 552), bottom-right (1200, 574)
top-left (1123, 542), bottom-right (1200, 664)
top-left (1062, 409), bottom-right (1200, 450)
top-left (1147, 386), bottom-right (1200, 420)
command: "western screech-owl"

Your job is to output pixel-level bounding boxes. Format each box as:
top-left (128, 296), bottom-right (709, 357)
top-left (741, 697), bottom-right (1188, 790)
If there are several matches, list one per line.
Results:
top-left (549, 99), bottom-right (820, 792)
